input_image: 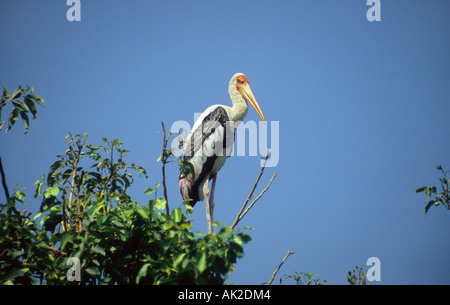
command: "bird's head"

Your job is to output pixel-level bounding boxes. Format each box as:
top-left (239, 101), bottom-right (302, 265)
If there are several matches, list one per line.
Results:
top-left (232, 73), bottom-right (266, 123)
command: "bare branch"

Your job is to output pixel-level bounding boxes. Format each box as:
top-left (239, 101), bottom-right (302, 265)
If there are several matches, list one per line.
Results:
top-left (234, 172), bottom-right (276, 227)
top-left (160, 121), bottom-right (170, 216)
top-left (266, 251), bottom-right (295, 285)
top-left (0, 155), bottom-right (10, 202)
top-left (230, 151), bottom-right (276, 230)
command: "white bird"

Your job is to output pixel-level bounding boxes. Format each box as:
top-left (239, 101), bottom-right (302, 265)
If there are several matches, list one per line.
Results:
top-left (179, 73), bottom-right (265, 233)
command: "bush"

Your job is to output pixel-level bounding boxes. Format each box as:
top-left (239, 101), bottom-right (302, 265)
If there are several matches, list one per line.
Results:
top-left (0, 133), bottom-right (251, 284)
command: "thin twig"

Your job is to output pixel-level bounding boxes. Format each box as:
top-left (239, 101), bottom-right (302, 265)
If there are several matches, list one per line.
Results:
top-left (0, 155), bottom-right (20, 216)
top-left (65, 143), bottom-right (82, 232)
top-left (40, 244), bottom-right (68, 257)
top-left (266, 251), bottom-right (296, 285)
top-left (161, 121), bottom-right (170, 216)
top-left (233, 172), bottom-right (276, 228)
top-left (230, 151), bottom-right (275, 230)
top-left (67, 145), bottom-right (81, 210)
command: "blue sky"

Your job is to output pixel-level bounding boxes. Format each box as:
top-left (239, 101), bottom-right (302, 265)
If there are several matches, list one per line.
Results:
top-left (1, 1), bottom-right (449, 284)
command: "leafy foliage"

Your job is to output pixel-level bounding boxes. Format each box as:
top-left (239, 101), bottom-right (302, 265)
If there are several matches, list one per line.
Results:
top-left (1, 84), bottom-right (44, 134)
top-left (346, 265), bottom-right (371, 285)
top-left (278, 265), bottom-right (372, 285)
top-left (0, 134), bottom-right (251, 284)
top-left (279, 271), bottom-right (328, 285)
top-left (416, 165), bottom-right (450, 215)
top-left (0, 191), bottom-right (50, 284)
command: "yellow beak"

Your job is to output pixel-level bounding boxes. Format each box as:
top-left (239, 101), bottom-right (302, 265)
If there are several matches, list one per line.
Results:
top-left (240, 83), bottom-right (266, 122)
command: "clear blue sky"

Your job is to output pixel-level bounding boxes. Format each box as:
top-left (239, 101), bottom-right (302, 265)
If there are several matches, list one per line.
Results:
top-left (1, 1), bottom-right (449, 284)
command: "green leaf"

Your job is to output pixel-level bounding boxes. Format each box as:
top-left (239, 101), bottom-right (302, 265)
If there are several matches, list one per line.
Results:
top-left (34, 175), bottom-right (44, 185)
top-left (12, 100), bottom-right (28, 111)
top-left (184, 203), bottom-right (194, 215)
top-left (241, 226), bottom-right (254, 231)
top-left (19, 111), bottom-right (29, 134)
top-left (218, 227), bottom-right (233, 240)
top-left (8, 249), bottom-right (25, 259)
top-left (11, 87), bottom-right (23, 100)
top-left (24, 96), bottom-right (38, 119)
top-left (40, 210), bottom-right (62, 231)
top-left (85, 267), bottom-right (101, 277)
top-left (144, 187), bottom-right (154, 195)
top-left (6, 108), bottom-right (19, 132)
top-left (3, 268), bottom-right (29, 282)
top-left (91, 245), bottom-right (106, 256)
top-left (1, 84), bottom-right (10, 100)
top-left (84, 200), bottom-right (105, 217)
top-left (238, 232), bottom-right (252, 244)
top-left (96, 214), bottom-right (109, 226)
top-left (154, 198), bottom-right (166, 210)
top-left (28, 94), bottom-right (44, 104)
top-left (196, 252), bottom-right (207, 273)
top-left (136, 263), bottom-right (151, 284)
top-left (415, 187), bottom-right (426, 193)
top-left (173, 253), bottom-right (186, 268)
top-left (33, 211), bottom-right (42, 220)
top-left (424, 200), bottom-right (435, 215)
top-left (44, 186), bottom-right (59, 198)
top-left (59, 232), bottom-right (73, 250)
top-left (14, 188), bottom-right (26, 202)
top-left (172, 207), bottom-right (182, 222)
top-left (233, 234), bottom-right (243, 246)
top-left (137, 207), bottom-right (149, 219)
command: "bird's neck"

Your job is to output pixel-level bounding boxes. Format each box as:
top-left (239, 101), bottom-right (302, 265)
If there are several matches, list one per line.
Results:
top-left (228, 88), bottom-right (248, 122)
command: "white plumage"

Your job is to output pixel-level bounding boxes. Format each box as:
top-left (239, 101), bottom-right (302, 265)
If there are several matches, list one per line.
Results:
top-left (179, 73), bottom-right (265, 233)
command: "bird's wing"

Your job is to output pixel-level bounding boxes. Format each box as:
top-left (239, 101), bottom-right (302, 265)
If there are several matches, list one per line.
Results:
top-left (184, 105), bottom-right (229, 161)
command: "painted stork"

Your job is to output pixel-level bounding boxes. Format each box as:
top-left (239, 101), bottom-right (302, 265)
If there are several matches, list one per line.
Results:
top-left (179, 73), bottom-right (265, 233)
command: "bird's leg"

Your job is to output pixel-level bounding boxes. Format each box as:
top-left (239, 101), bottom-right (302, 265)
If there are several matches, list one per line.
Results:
top-left (202, 175), bottom-right (213, 234)
top-left (209, 174), bottom-right (217, 230)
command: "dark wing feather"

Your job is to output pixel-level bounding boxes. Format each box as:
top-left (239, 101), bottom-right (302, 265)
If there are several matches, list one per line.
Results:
top-left (184, 106), bottom-right (229, 161)
top-left (179, 106), bottom-right (230, 206)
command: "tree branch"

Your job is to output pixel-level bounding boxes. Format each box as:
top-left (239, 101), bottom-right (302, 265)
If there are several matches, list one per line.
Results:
top-left (237, 172), bottom-right (276, 226)
top-left (65, 143), bottom-right (82, 232)
top-left (40, 244), bottom-right (68, 257)
top-left (266, 251), bottom-right (295, 285)
top-left (230, 151), bottom-right (276, 230)
top-left (160, 121), bottom-right (170, 216)
top-left (0, 155), bottom-right (10, 202)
